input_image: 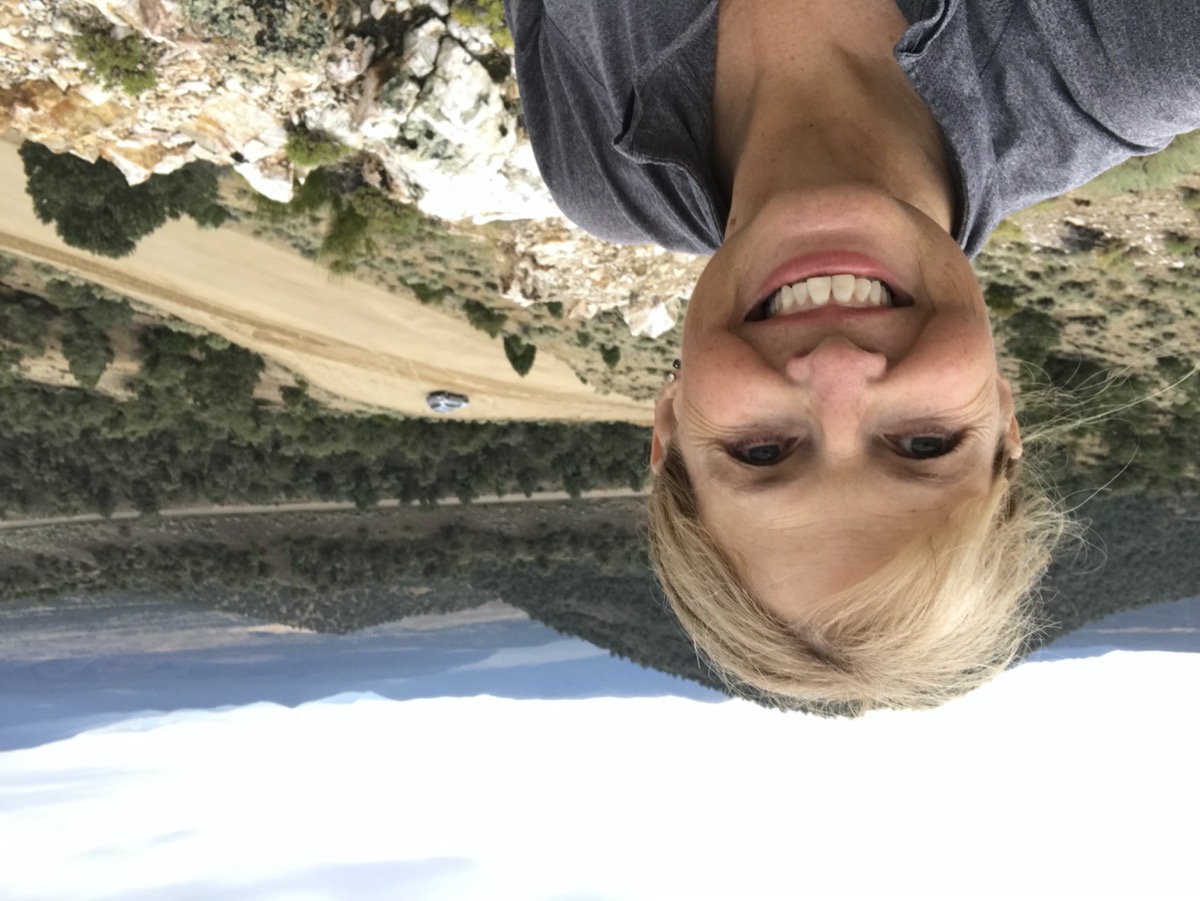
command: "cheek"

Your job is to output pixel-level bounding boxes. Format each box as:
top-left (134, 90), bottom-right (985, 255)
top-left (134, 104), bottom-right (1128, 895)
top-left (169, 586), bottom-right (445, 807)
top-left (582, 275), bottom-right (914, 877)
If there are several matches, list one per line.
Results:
top-left (921, 312), bottom-right (995, 370)
top-left (678, 376), bottom-right (743, 430)
top-left (898, 322), bottom-right (999, 409)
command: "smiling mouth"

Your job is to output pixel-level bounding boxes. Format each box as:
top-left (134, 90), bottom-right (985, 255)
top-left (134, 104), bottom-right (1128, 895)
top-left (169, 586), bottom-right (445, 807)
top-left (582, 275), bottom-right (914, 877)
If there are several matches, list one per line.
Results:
top-left (745, 273), bottom-right (913, 322)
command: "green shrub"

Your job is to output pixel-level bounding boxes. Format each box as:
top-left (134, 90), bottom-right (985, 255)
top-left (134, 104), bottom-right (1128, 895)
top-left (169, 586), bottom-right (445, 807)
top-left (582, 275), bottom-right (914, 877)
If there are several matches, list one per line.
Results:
top-left (20, 142), bottom-right (229, 258)
top-left (0, 294), bottom-right (54, 355)
top-left (503, 334), bottom-right (536, 376)
top-left (60, 314), bottom-right (113, 389)
top-left (1001, 307), bottom-right (1062, 371)
top-left (40, 279), bottom-right (131, 329)
top-left (1163, 232), bottom-right (1198, 259)
top-left (600, 344), bottom-right (621, 368)
top-left (285, 129), bottom-right (352, 167)
top-left (451, 1), bottom-right (513, 49)
top-left (983, 280), bottom-right (1020, 316)
top-left (346, 188), bottom-right (421, 238)
top-left (462, 299), bottom-right (508, 338)
top-left (321, 204), bottom-right (373, 274)
top-left (72, 31), bottom-right (158, 95)
top-left (406, 280), bottom-right (448, 305)
top-left (253, 167), bottom-right (423, 276)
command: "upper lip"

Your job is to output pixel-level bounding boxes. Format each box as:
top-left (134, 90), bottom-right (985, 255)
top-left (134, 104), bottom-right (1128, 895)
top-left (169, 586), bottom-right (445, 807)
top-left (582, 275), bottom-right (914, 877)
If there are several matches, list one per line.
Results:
top-left (742, 251), bottom-right (915, 322)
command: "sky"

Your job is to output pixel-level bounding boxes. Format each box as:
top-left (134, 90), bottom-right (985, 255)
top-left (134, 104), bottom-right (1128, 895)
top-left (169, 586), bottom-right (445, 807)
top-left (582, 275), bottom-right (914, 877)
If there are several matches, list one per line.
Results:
top-left (0, 595), bottom-right (1197, 901)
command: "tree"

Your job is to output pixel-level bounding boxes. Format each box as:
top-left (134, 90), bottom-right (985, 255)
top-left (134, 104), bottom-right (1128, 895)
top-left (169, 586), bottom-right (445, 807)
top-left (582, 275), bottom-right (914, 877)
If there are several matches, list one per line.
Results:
top-left (462, 300), bottom-right (508, 338)
top-left (20, 142), bottom-right (229, 259)
top-left (503, 334), bottom-right (537, 377)
top-left (60, 314), bottom-right (113, 389)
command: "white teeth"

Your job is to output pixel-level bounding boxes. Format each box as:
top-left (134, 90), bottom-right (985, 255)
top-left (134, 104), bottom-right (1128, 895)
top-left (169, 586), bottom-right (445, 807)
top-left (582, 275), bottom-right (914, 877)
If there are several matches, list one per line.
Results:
top-left (830, 274), bottom-right (855, 303)
top-left (762, 274), bottom-right (898, 319)
top-left (780, 283), bottom-right (796, 311)
top-left (807, 276), bottom-right (831, 305)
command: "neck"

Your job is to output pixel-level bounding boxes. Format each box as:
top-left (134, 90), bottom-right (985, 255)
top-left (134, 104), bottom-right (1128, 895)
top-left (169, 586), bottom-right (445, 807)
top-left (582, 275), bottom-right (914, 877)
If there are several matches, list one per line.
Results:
top-left (713, 0), bottom-right (956, 240)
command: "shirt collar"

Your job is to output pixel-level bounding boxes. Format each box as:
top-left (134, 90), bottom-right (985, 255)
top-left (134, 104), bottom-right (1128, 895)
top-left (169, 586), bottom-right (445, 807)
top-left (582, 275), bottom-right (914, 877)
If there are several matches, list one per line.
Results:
top-left (609, 0), bottom-right (991, 257)
top-left (613, 3), bottom-right (726, 248)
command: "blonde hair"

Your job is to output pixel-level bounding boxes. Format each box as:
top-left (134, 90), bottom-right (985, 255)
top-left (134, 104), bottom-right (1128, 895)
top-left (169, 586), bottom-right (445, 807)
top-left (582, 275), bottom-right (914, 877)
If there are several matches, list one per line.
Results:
top-left (648, 441), bottom-right (1070, 716)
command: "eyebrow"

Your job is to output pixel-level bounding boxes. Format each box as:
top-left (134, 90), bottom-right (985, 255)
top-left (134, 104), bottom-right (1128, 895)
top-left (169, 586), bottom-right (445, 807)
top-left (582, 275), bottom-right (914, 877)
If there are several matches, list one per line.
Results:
top-left (720, 464), bottom-right (966, 495)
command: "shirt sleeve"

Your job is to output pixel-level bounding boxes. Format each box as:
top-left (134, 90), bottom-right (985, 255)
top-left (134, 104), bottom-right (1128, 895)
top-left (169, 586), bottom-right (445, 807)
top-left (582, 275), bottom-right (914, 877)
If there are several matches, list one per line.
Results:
top-left (501, 0), bottom-right (541, 48)
top-left (501, 0), bottom-right (724, 253)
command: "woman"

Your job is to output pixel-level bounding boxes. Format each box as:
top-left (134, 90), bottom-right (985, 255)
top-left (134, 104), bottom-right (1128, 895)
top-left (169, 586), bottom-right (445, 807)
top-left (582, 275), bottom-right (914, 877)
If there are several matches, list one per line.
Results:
top-left (503, 0), bottom-right (1200, 711)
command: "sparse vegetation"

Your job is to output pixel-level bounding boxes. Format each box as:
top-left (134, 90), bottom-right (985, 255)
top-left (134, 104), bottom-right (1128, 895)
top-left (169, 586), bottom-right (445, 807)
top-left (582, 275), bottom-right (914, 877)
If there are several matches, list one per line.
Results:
top-left (1164, 232), bottom-right (1198, 259)
top-left (285, 128), bottom-right (352, 167)
top-left (462, 299), bottom-right (508, 338)
top-left (71, 30), bottom-right (158, 95)
top-left (1000, 307), bottom-right (1063, 376)
top-left (451, 0), bottom-right (513, 50)
top-left (253, 165), bottom-right (421, 274)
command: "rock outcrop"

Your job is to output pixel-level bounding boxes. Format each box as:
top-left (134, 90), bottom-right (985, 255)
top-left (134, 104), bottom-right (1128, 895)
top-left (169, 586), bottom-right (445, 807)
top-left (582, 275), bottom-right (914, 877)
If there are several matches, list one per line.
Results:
top-left (0, 0), bottom-right (696, 337)
top-left (0, 0), bottom-right (554, 219)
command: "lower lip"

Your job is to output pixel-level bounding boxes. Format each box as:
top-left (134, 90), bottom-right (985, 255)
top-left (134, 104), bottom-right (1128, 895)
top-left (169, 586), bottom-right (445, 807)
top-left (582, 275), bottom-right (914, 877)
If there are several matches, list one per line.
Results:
top-left (748, 251), bottom-right (906, 317)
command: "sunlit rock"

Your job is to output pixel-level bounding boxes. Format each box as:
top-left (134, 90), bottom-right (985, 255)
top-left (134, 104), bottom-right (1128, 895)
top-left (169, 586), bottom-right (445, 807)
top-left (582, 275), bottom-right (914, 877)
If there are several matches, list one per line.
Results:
top-left (234, 157), bottom-right (294, 204)
top-left (402, 17), bottom-right (444, 79)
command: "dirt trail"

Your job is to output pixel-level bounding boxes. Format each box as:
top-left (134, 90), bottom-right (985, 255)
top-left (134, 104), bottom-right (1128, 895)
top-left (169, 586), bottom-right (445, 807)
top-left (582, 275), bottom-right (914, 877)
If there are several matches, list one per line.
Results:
top-left (0, 141), bottom-right (653, 424)
top-left (0, 487), bottom-right (648, 533)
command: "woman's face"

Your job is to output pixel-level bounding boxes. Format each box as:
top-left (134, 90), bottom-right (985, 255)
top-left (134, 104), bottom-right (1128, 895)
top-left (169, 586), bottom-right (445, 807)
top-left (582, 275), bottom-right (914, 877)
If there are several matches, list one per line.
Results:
top-left (652, 186), bottom-right (1021, 620)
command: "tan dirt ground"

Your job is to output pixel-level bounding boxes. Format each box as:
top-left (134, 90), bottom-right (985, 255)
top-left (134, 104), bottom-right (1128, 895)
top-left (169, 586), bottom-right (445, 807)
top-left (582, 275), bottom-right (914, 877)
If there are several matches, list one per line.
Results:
top-left (0, 139), bottom-right (654, 425)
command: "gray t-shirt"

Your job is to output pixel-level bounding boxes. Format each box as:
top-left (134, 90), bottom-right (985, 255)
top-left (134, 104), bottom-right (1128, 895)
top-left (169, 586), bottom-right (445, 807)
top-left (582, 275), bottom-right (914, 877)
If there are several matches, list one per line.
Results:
top-left (504, 0), bottom-right (1200, 257)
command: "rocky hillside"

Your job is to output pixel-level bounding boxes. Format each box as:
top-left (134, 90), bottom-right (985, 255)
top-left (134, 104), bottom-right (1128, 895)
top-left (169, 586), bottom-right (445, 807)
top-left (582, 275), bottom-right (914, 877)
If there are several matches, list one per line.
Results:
top-left (0, 0), bottom-right (697, 346)
top-left (0, 0), bottom-right (547, 217)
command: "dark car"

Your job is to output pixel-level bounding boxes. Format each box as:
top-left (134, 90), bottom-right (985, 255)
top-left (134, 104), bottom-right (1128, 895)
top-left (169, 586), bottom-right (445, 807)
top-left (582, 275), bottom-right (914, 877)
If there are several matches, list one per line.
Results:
top-left (426, 391), bottom-right (470, 413)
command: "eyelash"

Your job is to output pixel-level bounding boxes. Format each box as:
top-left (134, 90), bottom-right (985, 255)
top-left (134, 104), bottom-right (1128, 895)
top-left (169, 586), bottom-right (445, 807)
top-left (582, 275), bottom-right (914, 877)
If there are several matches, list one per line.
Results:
top-left (728, 435), bottom-right (793, 466)
top-left (727, 431), bottom-right (970, 466)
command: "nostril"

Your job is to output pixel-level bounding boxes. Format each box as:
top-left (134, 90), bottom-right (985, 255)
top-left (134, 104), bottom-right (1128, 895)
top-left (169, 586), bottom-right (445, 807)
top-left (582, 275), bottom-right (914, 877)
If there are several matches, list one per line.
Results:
top-left (785, 339), bottom-right (887, 385)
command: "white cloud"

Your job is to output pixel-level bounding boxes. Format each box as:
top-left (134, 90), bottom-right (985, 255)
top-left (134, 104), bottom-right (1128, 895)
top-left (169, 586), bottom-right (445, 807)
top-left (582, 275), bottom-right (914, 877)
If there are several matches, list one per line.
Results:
top-left (448, 638), bottom-right (611, 671)
top-left (1, 651), bottom-right (1197, 901)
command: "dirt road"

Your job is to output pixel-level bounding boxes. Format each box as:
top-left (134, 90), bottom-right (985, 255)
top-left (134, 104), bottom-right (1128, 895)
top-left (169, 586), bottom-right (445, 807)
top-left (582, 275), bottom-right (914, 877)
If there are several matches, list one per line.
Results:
top-left (0, 141), bottom-right (653, 424)
top-left (0, 487), bottom-right (648, 532)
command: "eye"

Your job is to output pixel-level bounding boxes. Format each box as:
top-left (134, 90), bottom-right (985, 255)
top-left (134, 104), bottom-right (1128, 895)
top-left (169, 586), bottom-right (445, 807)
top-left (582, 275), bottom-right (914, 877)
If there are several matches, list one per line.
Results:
top-left (728, 437), bottom-right (791, 466)
top-left (892, 433), bottom-right (962, 460)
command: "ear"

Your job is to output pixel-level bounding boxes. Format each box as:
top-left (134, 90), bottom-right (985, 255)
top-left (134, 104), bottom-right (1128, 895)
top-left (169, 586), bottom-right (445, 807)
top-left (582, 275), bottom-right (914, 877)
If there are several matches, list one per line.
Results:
top-left (650, 380), bottom-right (679, 475)
top-left (999, 377), bottom-right (1023, 462)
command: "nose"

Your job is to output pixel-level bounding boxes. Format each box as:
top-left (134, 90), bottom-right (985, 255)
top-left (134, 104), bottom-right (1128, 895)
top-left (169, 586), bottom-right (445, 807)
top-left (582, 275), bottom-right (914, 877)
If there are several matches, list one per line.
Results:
top-left (784, 337), bottom-right (887, 455)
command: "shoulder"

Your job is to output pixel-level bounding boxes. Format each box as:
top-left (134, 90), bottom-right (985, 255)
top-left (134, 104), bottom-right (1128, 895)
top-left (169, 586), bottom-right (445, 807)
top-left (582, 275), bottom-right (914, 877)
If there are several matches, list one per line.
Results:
top-left (1028, 0), bottom-right (1200, 139)
top-left (503, 0), bottom-right (724, 252)
top-left (899, 0), bottom-right (1200, 255)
